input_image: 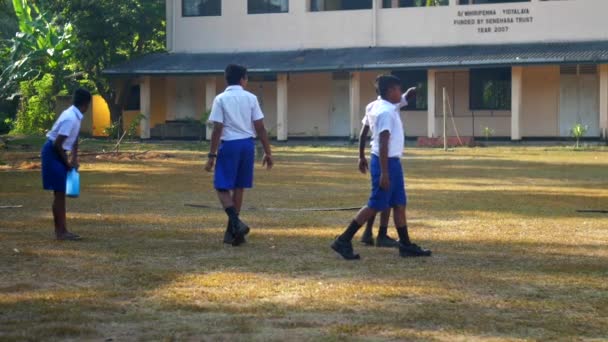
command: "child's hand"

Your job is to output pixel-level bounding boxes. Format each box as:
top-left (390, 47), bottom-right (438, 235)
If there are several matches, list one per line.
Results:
top-left (405, 87), bottom-right (416, 102)
top-left (204, 158), bottom-right (215, 172)
top-left (380, 173), bottom-right (390, 191)
top-left (358, 158), bottom-right (368, 174)
top-left (262, 154), bottom-right (274, 170)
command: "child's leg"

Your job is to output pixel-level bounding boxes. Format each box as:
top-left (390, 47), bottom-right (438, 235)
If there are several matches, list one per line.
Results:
top-left (339, 206), bottom-right (378, 242)
top-left (376, 207), bottom-right (399, 247)
top-left (232, 188), bottom-right (244, 214)
top-left (378, 208), bottom-right (391, 238)
top-left (392, 205), bottom-right (410, 244)
top-left (52, 191), bottom-right (66, 237)
top-left (216, 190), bottom-right (235, 209)
top-left (360, 214), bottom-right (376, 245)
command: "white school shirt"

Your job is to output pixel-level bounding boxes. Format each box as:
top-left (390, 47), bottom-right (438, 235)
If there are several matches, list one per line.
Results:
top-left (366, 99), bottom-right (405, 159)
top-left (46, 105), bottom-right (83, 151)
top-left (361, 94), bottom-right (408, 127)
top-left (208, 85), bottom-right (265, 141)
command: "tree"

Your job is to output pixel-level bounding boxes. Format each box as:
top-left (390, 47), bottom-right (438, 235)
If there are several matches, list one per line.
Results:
top-left (0, 0), bottom-right (74, 99)
top-left (46, 0), bottom-right (166, 125)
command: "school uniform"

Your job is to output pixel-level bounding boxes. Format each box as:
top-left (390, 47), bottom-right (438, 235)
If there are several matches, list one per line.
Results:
top-left (364, 98), bottom-right (408, 211)
top-left (209, 85), bottom-right (264, 190)
top-left (41, 105), bottom-right (82, 193)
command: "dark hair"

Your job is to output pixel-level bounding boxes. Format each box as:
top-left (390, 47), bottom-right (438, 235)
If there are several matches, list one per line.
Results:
top-left (375, 75), bottom-right (402, 99)
top-left (73, 88), bottom-right (92, 107)
top-left (225, 64), bottom-right (248, 86)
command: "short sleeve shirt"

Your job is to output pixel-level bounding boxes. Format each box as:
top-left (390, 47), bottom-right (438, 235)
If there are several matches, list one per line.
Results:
top-left (46, 105), bottom-right (83, 151)
top-left (368, 100), bottom-right (405, 158)
top-left (208, 85), bottom-right (264, 141)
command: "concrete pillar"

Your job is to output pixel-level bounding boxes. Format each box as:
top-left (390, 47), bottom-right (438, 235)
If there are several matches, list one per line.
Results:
top-left (139, 76), bottom-right (151, 139)
top-left (511, 66), bottom-right (523, 141)
top-left (277, 73), bottom-right (289, 141)
top-left (427, 69), bottom-right (437, 138)
top-left (349, 72), bottom-right (361, 140)
top-left (166, 0), bottom-right (174, 52)
top-left (449, 0), bottom-right (458, 6)
top-left (600, 64), bottom-right (608, 139)
top-left (204, 77), bottom-right (216, 141)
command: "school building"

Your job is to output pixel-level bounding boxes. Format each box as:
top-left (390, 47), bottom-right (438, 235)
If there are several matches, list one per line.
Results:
top-left (104, 0), bottom-right (608, 141)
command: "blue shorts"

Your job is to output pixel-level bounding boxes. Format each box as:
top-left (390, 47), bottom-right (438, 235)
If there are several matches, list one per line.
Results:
top-left (214, 138), bottom-right (255, 190)
top-left (41, 140), bottom-right (68, 193)
top-left (367, 154), bottom-right (407, 211)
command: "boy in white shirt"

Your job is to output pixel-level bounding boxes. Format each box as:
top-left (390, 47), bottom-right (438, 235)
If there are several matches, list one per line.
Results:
top-left (332, 75), bottom-right (431, 260)
top-left (205, 64), bottom-right (274, 246)
top-left (41, 89), bottom-right (91, 241)
top-left (358, 81), bottom-right (416, 248)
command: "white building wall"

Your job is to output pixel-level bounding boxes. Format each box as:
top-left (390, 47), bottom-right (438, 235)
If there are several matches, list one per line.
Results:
top-left (171, 0), bottom-right (608, 53)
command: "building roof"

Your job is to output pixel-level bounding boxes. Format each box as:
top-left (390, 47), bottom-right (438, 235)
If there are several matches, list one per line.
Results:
top-left (104, 41), bottom-right (608, 76)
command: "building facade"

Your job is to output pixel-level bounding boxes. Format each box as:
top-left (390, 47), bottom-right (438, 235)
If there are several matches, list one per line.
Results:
top-left (105, 0), bottom-right (608, 141)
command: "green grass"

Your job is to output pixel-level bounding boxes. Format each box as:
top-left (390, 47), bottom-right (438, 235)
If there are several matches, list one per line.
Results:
top-left (1, 143), bottom-right (607, 341)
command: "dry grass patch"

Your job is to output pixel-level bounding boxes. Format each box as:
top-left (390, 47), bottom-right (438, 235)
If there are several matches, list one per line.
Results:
top-left (1, 144), bottom-right (607, 341)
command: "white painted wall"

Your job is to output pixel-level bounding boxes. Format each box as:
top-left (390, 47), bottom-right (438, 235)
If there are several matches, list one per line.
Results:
top-left (171, 0), bottom-right (608, 53)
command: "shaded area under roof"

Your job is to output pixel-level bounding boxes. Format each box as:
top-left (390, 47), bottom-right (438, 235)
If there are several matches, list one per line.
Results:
top-left (104, 41), bottom-right (608, 76)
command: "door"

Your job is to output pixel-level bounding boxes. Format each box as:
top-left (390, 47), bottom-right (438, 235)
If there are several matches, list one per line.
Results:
top-left (329, 80), bottom-right (350, 137)
top-left (174, 77), bottom-right (197, 121)
top-left (559, 66), bottom-right (600, 137)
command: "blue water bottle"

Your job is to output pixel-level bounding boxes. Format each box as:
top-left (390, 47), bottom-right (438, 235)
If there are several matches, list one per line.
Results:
top-left (66, 169), bottom-right (80, 198)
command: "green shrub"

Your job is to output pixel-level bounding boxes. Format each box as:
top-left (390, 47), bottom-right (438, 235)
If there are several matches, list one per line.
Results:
top-left (571, 123), bottom-right (588, 149)
top-left (13, 74), bottom-right (57, 134)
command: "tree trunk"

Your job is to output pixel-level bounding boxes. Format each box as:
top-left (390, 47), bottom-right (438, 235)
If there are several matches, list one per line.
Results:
top-left (100, 78), bottom-right (133, 135)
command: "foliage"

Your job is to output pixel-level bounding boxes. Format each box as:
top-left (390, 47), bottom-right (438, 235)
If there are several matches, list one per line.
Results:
top-left (104, 120), bottom-right (121, 140)
top-left (44, 0), bottom-right (166, 124)
top-left (482, 126), bottom-right (495, 141)
top-left (0, 112), bottom-right (13, 134)
top-left (13, 73), bottom-right (56, 134)
top-left (126, 113), bottom-right (145, 140)
top-left (425, 0), bottom-right (448, 6)
top-left (571, 123), bottom-right (588, 149)
top-left (0, 0), bottom-right (17, 41)
top-left (0, 0), bottom-right (75, 99)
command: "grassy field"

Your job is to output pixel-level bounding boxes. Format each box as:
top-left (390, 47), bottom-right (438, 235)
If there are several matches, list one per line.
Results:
top-left (1, 140), bottom-right (607, 341)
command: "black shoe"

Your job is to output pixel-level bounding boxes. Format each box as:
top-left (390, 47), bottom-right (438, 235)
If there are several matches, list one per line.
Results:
top-left (331, 237), bottom-right (360, 260)
top-left (231, 220), bottom-right (250, 247)
top-left (223, 223), bottom-right (235, 245)
top-left (56, 231), bottom-right (82, 241)
top-left (360, 233), bottom-right (374, 246)
top-left (233, 234), bottom-right (247, 246)
top-left (399, 243), bottom-right (432, 257)
top-left (376, 235), bottom-right (400, 248)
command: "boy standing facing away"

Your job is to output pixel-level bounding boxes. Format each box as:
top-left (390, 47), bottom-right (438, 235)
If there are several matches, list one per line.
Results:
top-left (41, 88), bottom-right (92, 241)
top-left (205, 64), bottom-right (274, 246)
top-left (358, 83), bottom-right (417, 247)
top-left (331, 75), bottom-right (431, 260)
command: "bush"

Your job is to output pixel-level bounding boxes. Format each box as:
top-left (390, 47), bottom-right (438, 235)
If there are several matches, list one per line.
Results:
top-left (13, 74), bottom-right (57, 135)
top-left (0, 112), bottom-right (13, 134)
top-left (571, 123), bottom-right (588, 149)
top-left (104, 121), bottom-right (121, 140)
top-left (126, 113), bottom-right (145, 140)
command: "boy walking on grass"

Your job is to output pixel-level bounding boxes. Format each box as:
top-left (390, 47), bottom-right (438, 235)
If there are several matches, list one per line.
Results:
top-left (205, 64), bottom-right (274, 246)
top-left (358, 82), bottom-right (417, 248)
top-left (41, 88), bottom-right (91, 241)
top-left (331, 75), bottom-right (431, 260)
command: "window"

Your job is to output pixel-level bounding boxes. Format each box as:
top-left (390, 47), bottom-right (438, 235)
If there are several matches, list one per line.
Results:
top-left (392, 70), bottom-right (428, 111)
top-left (311, 0), bottom-right (372, 12)
top-left (470, 68), bottom-right (511, 110)
top-left (124, 85), bottom-right (141, 111)
top-left (459, 0), bottom-right (529, 4)
top-left (182, 0), bottom-right (221, 17)
top-left (248, 0), bottom-right (289, 14)
top-left (383, 0), bottom-right (448, 8)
